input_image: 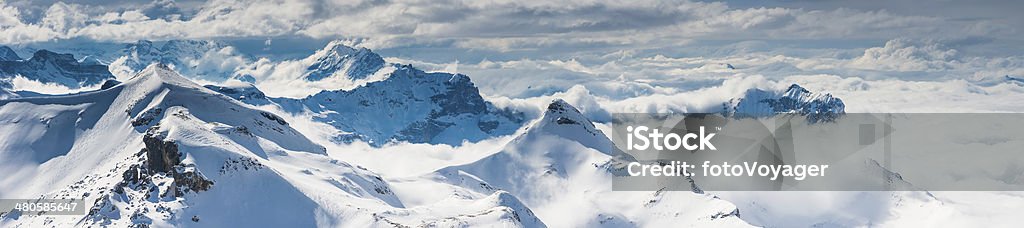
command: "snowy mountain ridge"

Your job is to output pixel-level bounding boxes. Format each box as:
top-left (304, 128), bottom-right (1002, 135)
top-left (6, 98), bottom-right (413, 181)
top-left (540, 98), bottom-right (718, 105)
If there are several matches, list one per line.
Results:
top-left (0, 64), bottom-right (557, 227)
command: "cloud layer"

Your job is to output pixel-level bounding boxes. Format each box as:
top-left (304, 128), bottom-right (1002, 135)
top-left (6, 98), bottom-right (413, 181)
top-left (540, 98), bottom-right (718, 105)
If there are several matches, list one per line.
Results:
top-left (1, 0), bottom-right (1020, 53)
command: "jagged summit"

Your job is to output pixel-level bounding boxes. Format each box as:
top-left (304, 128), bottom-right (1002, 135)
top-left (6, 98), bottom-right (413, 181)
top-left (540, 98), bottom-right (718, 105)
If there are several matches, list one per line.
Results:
top-left (0, 65), bottom-right (560, 227)
top-left (303, 40), bottom-right (385, 81)
top-left (272, 64), bottom-right (523, 146)
top-left (724, 83), bottom-right (845, 122)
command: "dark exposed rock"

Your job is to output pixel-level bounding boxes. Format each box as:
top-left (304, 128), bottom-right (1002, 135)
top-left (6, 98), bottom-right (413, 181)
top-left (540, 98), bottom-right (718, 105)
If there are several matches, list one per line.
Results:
top-left (710, 208), bottom-right (741, 220)
top-left (556, 117), bottom-right (579, 125)
top-left (724, 84), bottom-right (845, 123)
top-left (142, 130), bottom-right (180, 173)
top-left (170, 166), bottom-right (213, 196)
top-left (141, 128), bottom-right (213, 197)
top-left (260, 111), bottom-right (288, 125)
top-left (101, 80), bottom-right (122, 90)
top-left (204, 84), bottom-right (271, 105)
top-left (133, 107), bottom-right (162, 125)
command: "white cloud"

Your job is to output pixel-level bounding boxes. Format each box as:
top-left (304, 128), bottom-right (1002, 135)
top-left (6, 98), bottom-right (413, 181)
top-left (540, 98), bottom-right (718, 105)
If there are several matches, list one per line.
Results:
top-left (850, 38), bottom-right (960, 72)
top-left (7, 75), bottom-right (102, 95)
top-left (0, 0), bottom-right (1013, 54)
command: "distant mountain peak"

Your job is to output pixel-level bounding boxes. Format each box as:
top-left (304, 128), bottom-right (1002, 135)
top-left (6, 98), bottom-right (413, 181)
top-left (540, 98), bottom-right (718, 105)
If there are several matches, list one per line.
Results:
top-left (0, 46), bottom-right (20, 61)
top-left (260, 64), bottom-right (523, 146)
top-left (532, 99), bottom-right (617, 155)
top-left (0, 49), bottom-right (113, 88)
top-left (30, 49), bottom-right (78, 63)
top-left (117, 39), bottom-right (240, 81)
top-left (304, 41), bottom-right (385, 81)
top-left (544, 99), bottom-right (595, 131)
top-left (724, 83), bottom-right (845, 123)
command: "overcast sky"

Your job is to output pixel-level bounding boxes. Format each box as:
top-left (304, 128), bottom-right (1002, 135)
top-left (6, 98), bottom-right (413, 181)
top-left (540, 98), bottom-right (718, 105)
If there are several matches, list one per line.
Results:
top-left (1, 0), bottom-right (1020, 55)
top-left (2, 0), bottom-right (1023, 114)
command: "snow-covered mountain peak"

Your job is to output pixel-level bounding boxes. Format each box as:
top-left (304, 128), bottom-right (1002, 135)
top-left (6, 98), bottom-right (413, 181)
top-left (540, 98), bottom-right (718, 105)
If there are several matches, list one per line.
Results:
top-left (527, 99), bottom-right (616, 155)
top-left (724, 83), bottom-right (845, 122)
top-left (0, 46), bottom-right (20, 61)
top-left (0, 49), bottom-right (113, 88)
top-left (270, 64), bottom-right (523, 146)
top-left (127, 63), bottom-right (198, 87)
top-left (115, 39), bottom-right (241, 81)
top-left (304, 40), bottom-right (385, 81)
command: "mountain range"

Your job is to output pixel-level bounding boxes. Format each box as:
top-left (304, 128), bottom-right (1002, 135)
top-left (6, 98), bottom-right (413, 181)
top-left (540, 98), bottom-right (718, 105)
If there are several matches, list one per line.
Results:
top-left (0, 40), bottom-right (857, 227)
top-left (0, 47), bottom-right (114, 88)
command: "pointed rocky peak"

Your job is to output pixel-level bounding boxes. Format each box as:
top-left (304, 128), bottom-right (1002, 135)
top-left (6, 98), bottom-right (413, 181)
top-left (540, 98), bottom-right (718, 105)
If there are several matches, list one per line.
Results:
top-left (530, 99), bottom-right (614, 154)
top-left (304, 40), bottom-right (385, 81)
top-left (127, 63), bottom-right (200, 88)
top-left (782, 84), bottom-right (810, 98)
top-left (0, 46), bottom-right (20, 61)
top-left (543, 99), bottom-right (593, 129)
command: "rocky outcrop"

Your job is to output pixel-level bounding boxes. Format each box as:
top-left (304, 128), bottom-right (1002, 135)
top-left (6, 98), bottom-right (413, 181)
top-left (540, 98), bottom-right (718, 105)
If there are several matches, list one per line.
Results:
top-left (273, 64), bottom-right (524, 146)
top-left (141, 128), bottom-right (213, 196)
